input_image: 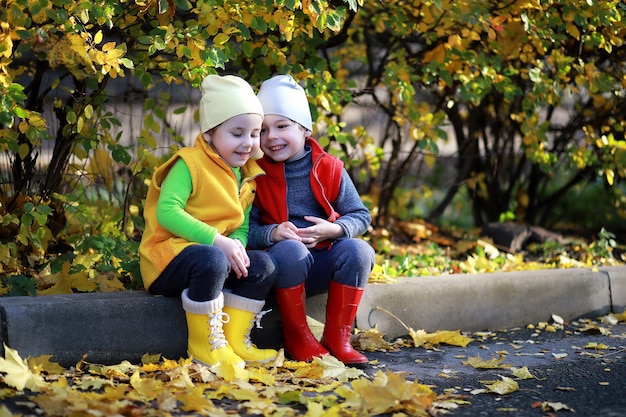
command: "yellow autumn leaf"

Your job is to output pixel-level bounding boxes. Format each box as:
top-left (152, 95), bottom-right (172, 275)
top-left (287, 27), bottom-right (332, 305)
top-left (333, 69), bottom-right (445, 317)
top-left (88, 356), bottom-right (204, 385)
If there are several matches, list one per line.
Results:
top-left (38, 261), bottom-right (97, 295)
top-left (424, 153), bottom-right (436, 168)
top-left (484, 376), bottom-right (519, 395)
top-left (583, 342), bottom-right (610, 350)
top-left (93, 360), bottom-right (137, 379)
top-left (368, 263), bottom-right (396, 284)
top-left (462, 354), bottom-right (512, 369)
top-left (278, 10), bottom-right (295, 42)
top-left (76, 376), bottom-right (114, 391)
top-left (541, 401), bottom-right (575, 412)
top-left (352, 327), bottom-right (393, 351)
top-left (0, 344), bottom-right (46, 391)
top-left (410, 329), bottom-right (473, 348)
top-left (94, 30), bottom-right (103, 45)
top-left (578, 323), bottom-right (612, 335)
top-left (88, 148), bottom-right (115, 192)
top-left (246, 366), bottom-right (275, 386)
top-left (614, 311), bottom-right (626, 322)
top-left (170, 386), bottom-right (217, 414)
top-left (510, 366), bottom-right (535, 380)
top-left (565, 23), bottom-right (580, 40)
top-left (164, 361), bottom-right (195, 388)
top-left (211, 361), bottom-right (250, 382)
top-left (225, 383), bottom-right (260, 401)
top-left (26, 355), bottom-right (65, 376)
top-left (240, 397), bottom-right (280, 416)
top-left (130, 369), bottom-right (164, 400)
top-left (213, 32), bottom-right (230, 45)
top-left (334, 384), bottom-right (362, 408)
top-left (94, 273), bottom-right (126, 292)
top-left (606, 168), bottom-right (615, 186)
top-left (313, 355), bottom-right (365, 380)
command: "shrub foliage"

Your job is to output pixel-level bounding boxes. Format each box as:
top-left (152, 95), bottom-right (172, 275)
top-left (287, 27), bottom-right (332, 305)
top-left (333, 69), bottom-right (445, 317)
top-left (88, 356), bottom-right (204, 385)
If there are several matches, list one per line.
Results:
top-left (0, 0), bottom-right (625, 294)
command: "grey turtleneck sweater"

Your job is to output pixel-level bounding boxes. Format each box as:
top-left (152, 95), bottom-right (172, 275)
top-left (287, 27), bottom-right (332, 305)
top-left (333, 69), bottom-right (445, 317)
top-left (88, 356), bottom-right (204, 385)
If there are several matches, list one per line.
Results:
top-left (247, 147), bottom-right (371, 249)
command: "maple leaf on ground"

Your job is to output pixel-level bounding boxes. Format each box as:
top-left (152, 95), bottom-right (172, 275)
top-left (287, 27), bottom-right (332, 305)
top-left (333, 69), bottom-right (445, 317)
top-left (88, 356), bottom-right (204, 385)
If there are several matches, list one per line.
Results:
top-left (334, 384), bottom-right (362, 409)
top-left (484, 376), bottom-right (519, 395)
top-left (26, 355), bottom-right (65, 376)
top-left (314, 355), bottom-right (365, 381)
top-left (211, 361), bottom-right (250, 383)
top-left (462, 354), bottom-right (512, 369)
top-left (410, 329), bottom-right (473, 348)
top-left (246, 366), bottom-right (276, 386)
top-left (0, 344), bottom-right (46, 391)
top-left (129, 369), bottom-right (164, 401)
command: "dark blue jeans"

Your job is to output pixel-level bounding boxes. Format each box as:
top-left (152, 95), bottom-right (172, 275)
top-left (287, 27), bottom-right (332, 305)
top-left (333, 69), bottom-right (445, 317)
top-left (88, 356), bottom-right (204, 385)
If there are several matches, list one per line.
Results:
top-left (149, 244), bottom-right (278, 302)
top-left (268, 238), bottom-right (375, 295)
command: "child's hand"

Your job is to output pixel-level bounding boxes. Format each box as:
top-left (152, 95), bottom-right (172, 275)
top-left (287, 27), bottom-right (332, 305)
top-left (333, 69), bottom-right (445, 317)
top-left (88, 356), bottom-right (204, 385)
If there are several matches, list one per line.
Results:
top-left (271, 221), bottom-right (302, 243)
top-left (213, 235), bottom-right (250, 278)
top-left (297, 216), bottom-right (343, 248)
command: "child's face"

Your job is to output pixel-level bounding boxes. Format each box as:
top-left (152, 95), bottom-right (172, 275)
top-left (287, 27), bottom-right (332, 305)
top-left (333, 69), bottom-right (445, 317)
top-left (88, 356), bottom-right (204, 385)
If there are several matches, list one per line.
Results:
top-left (209, 113), bottom-right (263, 167)
top-left (260, 114), bottom-right (309, 162)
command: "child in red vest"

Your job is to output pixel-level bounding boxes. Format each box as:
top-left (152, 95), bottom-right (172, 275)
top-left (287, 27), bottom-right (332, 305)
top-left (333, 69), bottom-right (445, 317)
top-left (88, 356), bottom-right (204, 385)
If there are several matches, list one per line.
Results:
top-left (139, 75), bottom-right (278, 368)
top-left (248, 74), bottom-right (376, 365)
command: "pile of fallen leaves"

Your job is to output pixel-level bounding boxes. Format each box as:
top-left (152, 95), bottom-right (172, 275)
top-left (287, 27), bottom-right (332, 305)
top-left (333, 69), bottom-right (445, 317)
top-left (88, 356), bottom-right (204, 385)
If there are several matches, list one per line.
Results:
top-left (1, 311), bottom-right (625, 416)
top-left (0, 345), bottom-right (468, 417)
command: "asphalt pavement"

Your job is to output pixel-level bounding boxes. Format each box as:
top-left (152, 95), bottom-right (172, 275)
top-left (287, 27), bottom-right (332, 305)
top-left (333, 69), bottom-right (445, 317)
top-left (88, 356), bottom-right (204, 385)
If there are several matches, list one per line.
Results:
top-left (364, 319), bottom-right (626, 417)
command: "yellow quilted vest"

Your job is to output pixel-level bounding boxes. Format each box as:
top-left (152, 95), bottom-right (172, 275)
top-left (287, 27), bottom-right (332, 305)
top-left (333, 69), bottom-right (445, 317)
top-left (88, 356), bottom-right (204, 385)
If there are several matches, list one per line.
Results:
top-left (139, 134), bottom-right (264, 289)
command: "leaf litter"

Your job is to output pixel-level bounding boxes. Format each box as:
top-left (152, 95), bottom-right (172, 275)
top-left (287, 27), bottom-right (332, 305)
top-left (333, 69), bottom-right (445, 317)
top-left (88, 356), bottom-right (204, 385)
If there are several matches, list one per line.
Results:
top-left (0, 344), bottom-right (465, 417)
top-left (0, 310), bottom-right (623, 416)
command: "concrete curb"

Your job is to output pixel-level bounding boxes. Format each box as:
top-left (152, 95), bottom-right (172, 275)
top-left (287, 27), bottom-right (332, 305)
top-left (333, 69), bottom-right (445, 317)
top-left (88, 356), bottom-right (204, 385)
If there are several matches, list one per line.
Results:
top-left (0, 292), bottom-right (187, 367)
top-left (1, 267), bottom-right (624, 367)
top-left (357, 267), bottom-right (623, 339)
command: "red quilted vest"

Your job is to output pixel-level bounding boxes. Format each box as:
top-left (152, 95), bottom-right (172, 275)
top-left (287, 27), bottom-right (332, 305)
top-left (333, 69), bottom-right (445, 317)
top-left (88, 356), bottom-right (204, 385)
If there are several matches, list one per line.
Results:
top-left (255, 138), bottom-right (343, 228)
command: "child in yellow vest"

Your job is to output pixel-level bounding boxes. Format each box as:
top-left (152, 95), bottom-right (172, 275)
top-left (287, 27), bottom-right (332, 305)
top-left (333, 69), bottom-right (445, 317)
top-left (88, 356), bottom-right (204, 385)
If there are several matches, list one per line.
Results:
top-left (139, 75), bottom-right (277, 368)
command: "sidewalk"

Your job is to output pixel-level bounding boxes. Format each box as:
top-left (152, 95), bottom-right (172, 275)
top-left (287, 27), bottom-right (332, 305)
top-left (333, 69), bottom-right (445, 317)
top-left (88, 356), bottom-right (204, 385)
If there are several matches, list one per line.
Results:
top-left (1, 266), bottom-right (624, 367)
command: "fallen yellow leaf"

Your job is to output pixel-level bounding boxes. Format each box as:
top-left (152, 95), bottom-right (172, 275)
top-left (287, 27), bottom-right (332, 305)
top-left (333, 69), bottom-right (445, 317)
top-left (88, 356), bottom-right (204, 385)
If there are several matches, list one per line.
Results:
top-left (510, 366), bottom-right (534, 380)
top-left (484, 376), bottom-right (519, 395)
top-left (0, 344), bottom-right (46, 391)
top-left (462, 354), bottom-right (512, 369)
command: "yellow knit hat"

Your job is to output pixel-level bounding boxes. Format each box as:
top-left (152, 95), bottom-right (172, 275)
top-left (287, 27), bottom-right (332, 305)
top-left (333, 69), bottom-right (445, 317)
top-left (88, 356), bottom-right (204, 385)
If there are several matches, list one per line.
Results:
top-left (199, 75), bottom-right (264, 132)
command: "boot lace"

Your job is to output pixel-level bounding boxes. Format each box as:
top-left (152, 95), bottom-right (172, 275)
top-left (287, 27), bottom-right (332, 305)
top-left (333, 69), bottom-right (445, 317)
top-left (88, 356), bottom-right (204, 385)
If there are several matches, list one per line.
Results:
top-left (207, 311), bottom-right (230, 350)
top-left (243, 309), bottom-right (272, 348)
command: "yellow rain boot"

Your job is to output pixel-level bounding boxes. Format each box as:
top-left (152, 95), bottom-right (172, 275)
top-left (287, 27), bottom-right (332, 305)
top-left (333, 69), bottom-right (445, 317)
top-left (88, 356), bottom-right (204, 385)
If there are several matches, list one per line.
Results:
top-left (223, 291), bottom-right (278, 363)
top-left (181, 289), bottom-right (245, 368)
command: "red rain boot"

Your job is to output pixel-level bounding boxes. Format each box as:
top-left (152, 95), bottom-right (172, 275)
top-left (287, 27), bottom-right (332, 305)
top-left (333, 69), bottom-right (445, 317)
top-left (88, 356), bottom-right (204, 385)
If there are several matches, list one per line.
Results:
top-left (320, 281), bottom-right (369, 365)
top-left (275, 283), bottom-right (329, 362)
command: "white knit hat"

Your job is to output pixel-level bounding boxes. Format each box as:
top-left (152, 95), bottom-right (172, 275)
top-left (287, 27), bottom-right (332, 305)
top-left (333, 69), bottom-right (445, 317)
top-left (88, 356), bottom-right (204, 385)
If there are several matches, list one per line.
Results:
top-left (256, 74), bottom-right (313, 131)
top-left (199, 75), bottom-right (264, 132)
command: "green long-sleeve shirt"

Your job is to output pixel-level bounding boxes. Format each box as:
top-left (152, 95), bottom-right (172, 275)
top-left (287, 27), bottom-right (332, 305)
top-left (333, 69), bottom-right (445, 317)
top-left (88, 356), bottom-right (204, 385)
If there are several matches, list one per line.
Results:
top-left (157, 159), bottom-right (251, 246)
